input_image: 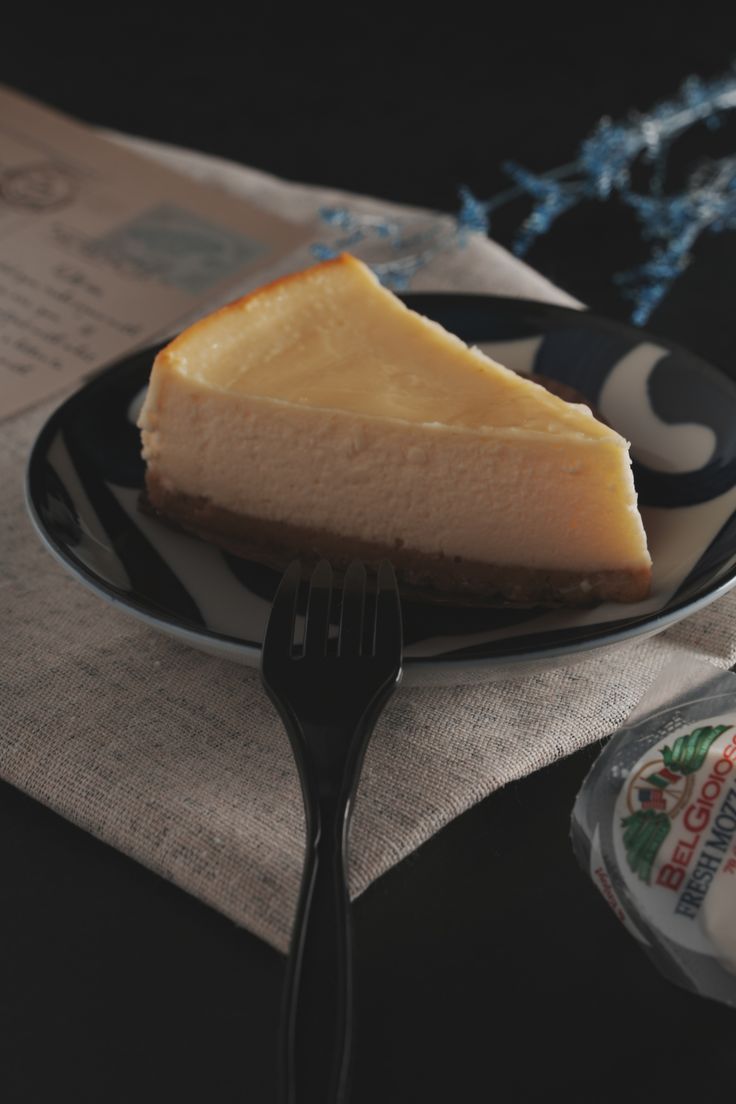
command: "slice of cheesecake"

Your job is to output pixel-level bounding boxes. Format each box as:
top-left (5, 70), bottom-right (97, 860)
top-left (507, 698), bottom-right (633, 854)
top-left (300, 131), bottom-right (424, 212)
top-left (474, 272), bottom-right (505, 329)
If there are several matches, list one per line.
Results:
top-left (138, 254), bottom-right (651, 607)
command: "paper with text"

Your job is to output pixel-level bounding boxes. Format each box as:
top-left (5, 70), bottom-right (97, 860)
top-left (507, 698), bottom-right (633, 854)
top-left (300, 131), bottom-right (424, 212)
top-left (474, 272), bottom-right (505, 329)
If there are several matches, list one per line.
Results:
top-left (0, 87), bottom-right (311, 419)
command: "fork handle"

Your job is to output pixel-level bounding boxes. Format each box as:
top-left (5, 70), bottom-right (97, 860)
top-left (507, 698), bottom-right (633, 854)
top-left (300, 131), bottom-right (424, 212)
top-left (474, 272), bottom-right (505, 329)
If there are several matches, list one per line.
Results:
top-left (281, 789), bottom-right (353, 1104)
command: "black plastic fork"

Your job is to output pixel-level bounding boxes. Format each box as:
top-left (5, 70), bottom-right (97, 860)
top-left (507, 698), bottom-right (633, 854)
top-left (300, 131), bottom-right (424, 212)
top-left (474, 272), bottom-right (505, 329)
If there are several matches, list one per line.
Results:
top-left (261, 559), bottom-right (403, 1104)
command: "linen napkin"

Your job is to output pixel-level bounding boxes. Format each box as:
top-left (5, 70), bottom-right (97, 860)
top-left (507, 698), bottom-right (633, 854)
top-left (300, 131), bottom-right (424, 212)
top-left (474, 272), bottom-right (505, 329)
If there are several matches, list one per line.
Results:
top-left (4, 138), bottom-right (736, 952)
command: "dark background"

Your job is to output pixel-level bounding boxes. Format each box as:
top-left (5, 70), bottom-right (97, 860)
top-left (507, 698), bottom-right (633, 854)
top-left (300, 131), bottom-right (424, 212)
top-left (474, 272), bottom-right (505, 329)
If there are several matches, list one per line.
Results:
top-left (3, 10), bottom-right (736, 1102)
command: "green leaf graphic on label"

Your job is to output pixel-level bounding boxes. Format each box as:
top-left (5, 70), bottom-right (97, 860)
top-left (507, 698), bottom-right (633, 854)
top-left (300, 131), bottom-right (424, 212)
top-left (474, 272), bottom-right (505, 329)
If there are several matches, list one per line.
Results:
top-left (621, 810), bottom-right (671, 883)
top-left (661, 725), bottom-right (730, 775)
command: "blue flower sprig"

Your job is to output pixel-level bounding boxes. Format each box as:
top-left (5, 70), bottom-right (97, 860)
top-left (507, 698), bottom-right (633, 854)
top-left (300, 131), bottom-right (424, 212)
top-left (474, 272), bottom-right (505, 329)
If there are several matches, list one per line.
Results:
top-left (311, 68), bottom-right (736, 323)
top-left (311, 206), bottom-right (467, 291)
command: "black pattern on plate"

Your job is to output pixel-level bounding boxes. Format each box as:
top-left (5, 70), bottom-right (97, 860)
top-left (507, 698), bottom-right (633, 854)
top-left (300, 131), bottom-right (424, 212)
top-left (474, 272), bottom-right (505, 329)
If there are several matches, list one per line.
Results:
top-left (26, 296), bottom-right (736, 680)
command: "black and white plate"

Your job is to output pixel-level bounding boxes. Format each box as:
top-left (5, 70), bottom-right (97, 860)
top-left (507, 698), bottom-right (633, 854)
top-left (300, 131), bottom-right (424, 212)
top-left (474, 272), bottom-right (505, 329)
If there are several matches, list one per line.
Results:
top-left (26, 295), bottom-right (736, 685)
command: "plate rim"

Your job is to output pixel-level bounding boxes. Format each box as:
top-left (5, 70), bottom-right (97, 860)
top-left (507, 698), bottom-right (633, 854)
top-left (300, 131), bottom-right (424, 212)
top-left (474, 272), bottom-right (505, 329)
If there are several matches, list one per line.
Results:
top-left (25, 291), bottom-right (736, 674)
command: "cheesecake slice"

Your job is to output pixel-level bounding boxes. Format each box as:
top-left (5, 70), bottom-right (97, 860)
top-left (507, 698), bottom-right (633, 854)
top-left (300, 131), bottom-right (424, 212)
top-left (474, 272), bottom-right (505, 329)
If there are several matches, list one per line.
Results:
top-left (138, 254), bottom-right (651, 607)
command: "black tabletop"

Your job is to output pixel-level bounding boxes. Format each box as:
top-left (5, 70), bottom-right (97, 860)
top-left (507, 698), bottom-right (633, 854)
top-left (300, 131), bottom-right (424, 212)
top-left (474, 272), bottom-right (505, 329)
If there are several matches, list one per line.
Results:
top-left (4, 10), bottom-right (736, 1102)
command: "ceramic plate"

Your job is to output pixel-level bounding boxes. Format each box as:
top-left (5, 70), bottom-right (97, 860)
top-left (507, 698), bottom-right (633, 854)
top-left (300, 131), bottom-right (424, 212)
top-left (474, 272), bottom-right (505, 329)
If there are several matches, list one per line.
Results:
top-left (26, 294), bottom-right (736, 685)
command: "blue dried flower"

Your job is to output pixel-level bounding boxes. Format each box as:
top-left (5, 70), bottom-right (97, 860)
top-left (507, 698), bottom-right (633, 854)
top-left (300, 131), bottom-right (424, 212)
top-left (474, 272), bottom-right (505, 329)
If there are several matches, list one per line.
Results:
top-left (310, 68), bottom-right (736, 322)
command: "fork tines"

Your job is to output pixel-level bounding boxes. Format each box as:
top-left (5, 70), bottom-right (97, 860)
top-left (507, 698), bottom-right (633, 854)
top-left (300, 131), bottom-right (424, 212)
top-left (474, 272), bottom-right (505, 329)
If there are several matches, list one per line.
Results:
top-left (263, 558), bottom-right (402, 663)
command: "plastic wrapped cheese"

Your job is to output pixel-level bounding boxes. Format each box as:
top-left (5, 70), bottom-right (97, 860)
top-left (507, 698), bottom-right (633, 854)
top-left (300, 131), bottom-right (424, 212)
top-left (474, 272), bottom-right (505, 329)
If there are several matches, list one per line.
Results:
top-left (572, 658), bottom-right (736, 1007)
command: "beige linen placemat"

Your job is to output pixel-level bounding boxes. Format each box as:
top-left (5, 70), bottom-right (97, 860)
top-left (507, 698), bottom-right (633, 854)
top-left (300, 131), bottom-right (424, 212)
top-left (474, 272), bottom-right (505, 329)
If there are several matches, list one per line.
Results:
top-left (4, 139), bottom-right (736, 952)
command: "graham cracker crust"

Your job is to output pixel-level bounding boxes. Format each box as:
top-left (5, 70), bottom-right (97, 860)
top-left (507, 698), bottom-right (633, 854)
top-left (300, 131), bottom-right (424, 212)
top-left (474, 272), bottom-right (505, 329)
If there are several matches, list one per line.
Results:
top-left (142, 475), bottom-right (651, 608)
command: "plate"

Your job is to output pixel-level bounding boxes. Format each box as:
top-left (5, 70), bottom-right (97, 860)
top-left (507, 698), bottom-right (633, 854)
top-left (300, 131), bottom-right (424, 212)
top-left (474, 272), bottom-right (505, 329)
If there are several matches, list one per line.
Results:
top-left (26, 294), bottom-right (736, 686)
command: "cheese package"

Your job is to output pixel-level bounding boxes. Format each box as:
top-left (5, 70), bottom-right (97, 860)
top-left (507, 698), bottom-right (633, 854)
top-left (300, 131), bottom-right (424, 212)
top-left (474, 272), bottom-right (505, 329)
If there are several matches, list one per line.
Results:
top-left (571, 658), bottom-right (736, 1008)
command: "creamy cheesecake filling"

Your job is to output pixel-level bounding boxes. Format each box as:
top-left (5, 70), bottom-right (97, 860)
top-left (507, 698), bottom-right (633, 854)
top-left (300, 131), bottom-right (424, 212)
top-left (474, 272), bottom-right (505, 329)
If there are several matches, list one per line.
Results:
top-left (141, 380), bottom-right (649, 576)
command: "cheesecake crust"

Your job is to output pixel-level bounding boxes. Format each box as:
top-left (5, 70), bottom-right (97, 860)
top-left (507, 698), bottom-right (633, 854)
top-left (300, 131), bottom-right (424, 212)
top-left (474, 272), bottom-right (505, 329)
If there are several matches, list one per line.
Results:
top-left (143, 475), bottom-right (651, 608)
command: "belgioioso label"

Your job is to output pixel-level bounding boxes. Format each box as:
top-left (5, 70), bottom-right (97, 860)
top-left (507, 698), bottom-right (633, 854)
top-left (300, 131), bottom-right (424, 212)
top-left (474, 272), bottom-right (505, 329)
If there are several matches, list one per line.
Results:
top-left (612, 717), bottom-right (736, 959)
